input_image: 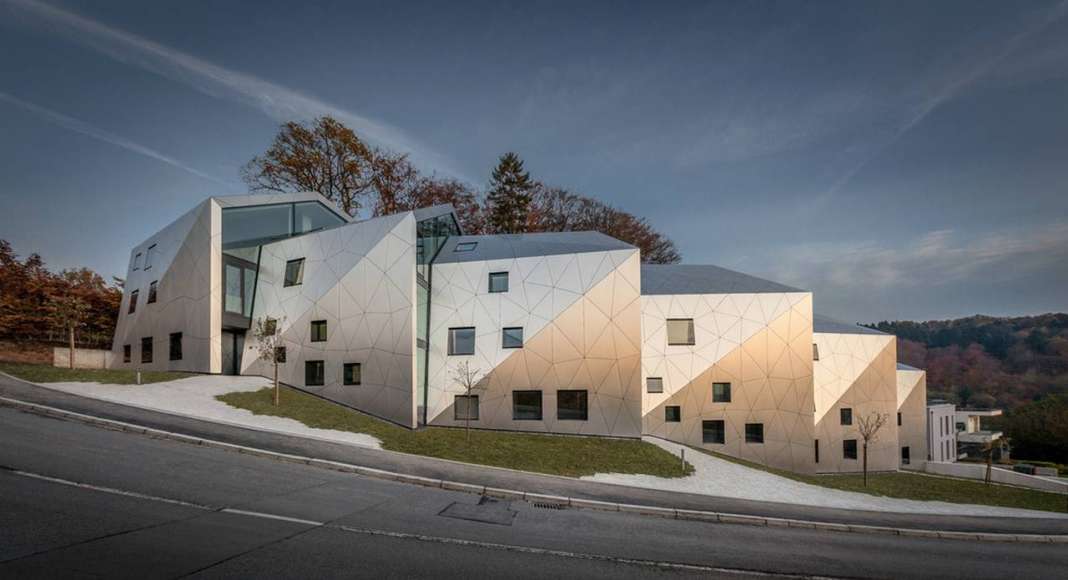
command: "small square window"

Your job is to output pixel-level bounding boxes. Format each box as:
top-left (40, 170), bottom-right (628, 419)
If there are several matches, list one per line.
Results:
top-left (145, 244), bottom-right (157, 270)
top-left (665, 406), bottom-right (681, 422)
top-left (712, 382), bottom-right (731, 403)
top-left (128, 290), bottom-right (139, 314)
top-left (274, 346), bottom-right (286, 363)
top-left (745, 423), bottom-right (764, 444)
top-left (141, 337), bottom-right (153, 363)
top-left (454, 242), bottom-right (477, 253)
top-left (448, 327), bottom-right (475, 355)
top-left (502, 327), bottom-right (523, 349)
top-left (343, 363), bottom-right (361, 385)
top-left (512, 390), bottom-right (543, 420)
top-left (455, 395), bottom-right (479, 420)
top-left (843, 439), bottom-right (858, 460)
top-left (305, 360), bottom-right (325, 386)
top-left (812, 343), bottom-right (820, 361)
top-left (310, 320), bottom-right (328, 342)
top-left (169, 332), bottom-right (182, 361)
top-left (557, 390), bottom-right (588, 421)
top-left (488, 272), bottom-right (509, 293)
top-left (666, 319), bottom-right (695, 345)
top-left (123, 344), bottom-right (131, 363)
top-left (148, 281), bottom-right (158, 304)
top-left (840, 408), bottom-right (853, 426)
top-left (284, 258), bottom-right (305, 287)
top-left (702, 420), bottom-right (725, 444)
top-left (646, 377), bottom-right (664, 393)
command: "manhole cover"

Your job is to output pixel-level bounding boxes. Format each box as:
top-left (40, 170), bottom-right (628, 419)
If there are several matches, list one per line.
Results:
top-left (439, 496), bottom-right (517, 526)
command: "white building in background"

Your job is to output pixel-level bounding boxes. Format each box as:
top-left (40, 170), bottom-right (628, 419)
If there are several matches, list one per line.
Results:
top-left (927, 403), bottom-right (958, 462)
top-left (111, 192), bottom-right (929, 474)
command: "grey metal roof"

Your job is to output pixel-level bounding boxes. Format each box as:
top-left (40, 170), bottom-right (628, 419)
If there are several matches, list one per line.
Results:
top-left (897, 362), bottom-right (922, 371)
top-left (433, 231), bottom-right (635, 263)
top-left (640, 264), bottom-right (802, 295)
top-left (813, 314), bottom-right (887, 335)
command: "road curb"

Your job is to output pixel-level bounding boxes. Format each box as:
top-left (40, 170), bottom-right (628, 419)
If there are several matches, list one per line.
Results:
top-left (2, 395), bottom-right (1065, 544)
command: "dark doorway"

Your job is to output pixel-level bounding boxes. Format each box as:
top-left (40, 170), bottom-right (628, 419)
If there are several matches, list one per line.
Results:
top-left (221, 330), bottom-right (245, 375)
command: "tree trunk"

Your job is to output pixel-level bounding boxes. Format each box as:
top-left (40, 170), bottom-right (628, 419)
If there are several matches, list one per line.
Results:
top-left (862, 442), bottom-right (868, 487)
top-left (465, 389), bottom-right (471, 443)
top-left (985, 446), bottom-right (993, 484)
top-left (273, 361), bottom-right (280, 406)
top-left (68, 325), bottom-right (75, 369)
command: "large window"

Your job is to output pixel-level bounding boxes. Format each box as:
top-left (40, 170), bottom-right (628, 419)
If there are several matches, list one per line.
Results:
top-left (448, 327), bottom-right (475, 355)
top-left (666, 319), bottom-right (695, 345)
top-left (702, 420), bottom-right (725, 444)
top-left (141, 337), bottom-right (153, 363)
top-left (343, 363), bottom-right (361, 386)
top-left (843, 439), bottom-right (858, 460)
top-left (745, 423), bottom-right (764, 444)
top-left (225, 264), bottom-right (243, 314)
top-left (840, 408), bottom-right (853, 426)
top-left (305, 360), bottom-right (325, 386)
top-left (646, 377), bottom-right (664, 393)
top-left (512, 390), bottom-right (543, 420)
top-left (557, 390), bottom-right (588, 421)
top-left (311, 320), bottom-right (328, 342)
top-left (488, 272), bottom-right (509, 293)
top-left (128, 290), bottom-right (139, 314)
top-left (455, 395), bottom-right (479, 421)
top-left (169, 332), bottom-right (182, 361)
top-left (665, 406), bottom-right (681, 422)
top-left (294, 201), bottom-right (343, 234)
top-left (501, 327), bottom-right (523, 349)
top-left (284, 258), bottom-right (305, 287)
top-left (145, 244), bottom-right (157, 270)
top-left (712, 382), bottom-right (731, 403)
top-left (147, 281), bottom-right (158, 304)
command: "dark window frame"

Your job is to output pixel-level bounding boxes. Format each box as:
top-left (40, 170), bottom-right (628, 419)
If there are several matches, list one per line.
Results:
top-left (666, 318), bottom-right (696, 346)
top-left (488, 271), bottom-right (509, 293)
top-left (901, 446), bottom-right (911, 465)
top-left (123, 344), bottom-right (131, 363)
top-left (144, 244), bottom-right (157, 270)
top-left (512, 390), bottom-right (543, 421)
top-left (646, 377), bottom-right (664, 393)
top-left (501, 327), bottom-right (524, 349)
top-left (305, 360), bottom-right (325, 386)
top-left (448, 327), bottom-right (476, 356)
top-left (843, 439), bottom-right (858, 460)
top-left (454, 242), bottom-right (477, 253)
top-left (745, 423), bottom-right (764, 444)
top-left (840, 408), bottom-right (853, 426)
top-left (128, 290), bottom-right (139, 314)
top-left (310, 320), bottom-right (328, 342)
top-left (665, 405), bottom-right (681, 422)
top-left (284, 258), bottom-right (305, 287)
top-left (455, 395), bottom-right (480, 421)
top-left (702, 420), bottom-right (725, 444)
top-left (140, 337), bottom-right (153, 363)
top-left (813, 343), bottom-right (820, 361)
top-left (557, 389), bottom-right (588, 421)
top-left (147, 280), bottom-right (158, 304)
top-left (169, 332), bottom-right (182, 361)
top-left (343, 362), bottom-right (361, 386)
top-left (712, 382), bottom-right (731, 403)
top-left (815, 439), bottom-right (820, 463)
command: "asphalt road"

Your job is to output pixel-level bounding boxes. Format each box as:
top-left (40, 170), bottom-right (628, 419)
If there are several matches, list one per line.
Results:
top-left (2, 407), bottom-right (1066, 579)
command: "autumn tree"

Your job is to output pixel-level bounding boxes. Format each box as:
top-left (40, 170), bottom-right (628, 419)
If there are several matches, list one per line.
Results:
top-left (252, 316), bottom-right (286, 406)
top-left (485, 152), bottom-right (533, 234)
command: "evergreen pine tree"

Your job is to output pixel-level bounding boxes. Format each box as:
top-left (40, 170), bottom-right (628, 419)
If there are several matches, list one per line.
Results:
top-left (486, 152), bottom-right (533, 233)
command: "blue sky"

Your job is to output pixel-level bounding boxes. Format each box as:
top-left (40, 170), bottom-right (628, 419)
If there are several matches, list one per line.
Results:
top-left (1, 0), bottom-right (1066, 322)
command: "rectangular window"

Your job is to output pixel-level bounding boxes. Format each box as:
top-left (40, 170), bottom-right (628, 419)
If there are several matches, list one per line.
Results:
top-left (123, 344), bottom-right (131, 363)
top-left (501, 327), bottom-right (523, 349)
top-left (140, 337), bottom-right (153, 363)
top-left (488, 271), bottom-right (509, 293)
top-left (897, 412), bottom-right (902, 426)
top-left (702, 420), bottom-right (725, 444)
top-left (343, 363), bottom-right (361, 385)
top-left (310, 320), bottom-right (328, 342)
top-left (133, 252), bottom-right (142, 271)
top-left (840, 408), bottom-right (853, 426)
top-left (128, 290), bottom-right (139, 314)
top-left (646, 377), bottom-right (664, 393)
top-left (305, 360), bottom-right (325, 386)
top-left (274, 346), bottom-right (286, 363)
top-left (844, 439), bottom-right (858, 460)
top-left (712, 382), bottom-right (731, 403)
top-left (284, 258), bottom-right (305, 287)
top-left (512, 390), bottom-right (543, 420)
top-left (812, 343), bottom-right (820, 361)
top-left (169, 332), bottom-right (182, 361)
top-left (665, 405), bottom-right (681, 422)
top-left (455, 395), bottom-right (479, 421)
top-left (448, 327), bottom-right (475, 355)
top-left (557, 390), bottom-right (588, 421)
top-left (264, 317), bottom-right (278, 336)
top-left (666, 318), bottom-right (695, 345)
top-left (745, 423), bottom-right (764, 444)
top-left (147, 281), bottom-right (158, 304)
top-left (815, 439), bottom-right (820, 464)
top-left (145, 244), bottom-right (157, 270)
top-left (454, 241), bottom-right (477, 253)
top-left (225, 263), bottom-right (242, 314)
top-left (901, 446), bottom-right (911, 465)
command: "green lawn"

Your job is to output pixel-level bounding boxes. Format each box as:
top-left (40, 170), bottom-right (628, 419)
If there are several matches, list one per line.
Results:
top-left (691, 447), bottom-right (1067, 513)
top-left (0, 362), bottom-right (194, 385)
top-left (218, 385), bottom-right (694, 478)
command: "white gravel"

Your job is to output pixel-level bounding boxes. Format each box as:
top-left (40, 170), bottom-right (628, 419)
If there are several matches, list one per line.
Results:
top-left (40, 375), bottom-right (382, 450)
top-left (581, 437), bottom-right (1068, 519)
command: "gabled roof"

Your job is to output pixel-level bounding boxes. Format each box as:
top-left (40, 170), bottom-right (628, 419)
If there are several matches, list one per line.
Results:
top-left (813, 314), bottom-right (887, 335)
top-left (432, 231), bottom-right (635, 264)
top-left (640, 264), bottom-right (802, 295)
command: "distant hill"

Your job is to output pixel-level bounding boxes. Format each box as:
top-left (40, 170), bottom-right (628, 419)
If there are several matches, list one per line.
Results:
top-left (868, 314), bottom-right (1068, 410)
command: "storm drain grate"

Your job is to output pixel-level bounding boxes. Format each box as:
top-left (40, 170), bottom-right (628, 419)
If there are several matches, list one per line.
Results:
top-left (532, 502), bottom-right (566, 510)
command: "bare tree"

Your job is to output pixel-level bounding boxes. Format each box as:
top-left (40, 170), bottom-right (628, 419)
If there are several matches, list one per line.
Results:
top-left (857, 411), bottom-right (889, 486)
top-left (451, 361), bottom-right (484, 442)
top-left (252, 317), bottom-right (286, 406)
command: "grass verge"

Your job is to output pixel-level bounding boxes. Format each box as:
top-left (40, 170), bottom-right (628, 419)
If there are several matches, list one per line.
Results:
top-left (0, 362), bottom-right (194, 385)
top-left (218, 385), bottom-right (693, 479)
top-left (691, 447), bottom-right (1067, 513)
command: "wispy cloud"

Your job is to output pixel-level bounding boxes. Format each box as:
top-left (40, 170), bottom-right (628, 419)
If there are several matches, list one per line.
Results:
top-left (4, 0), bottom-right (466, 180)
top-left (0, 90), bottom-right (229, 184)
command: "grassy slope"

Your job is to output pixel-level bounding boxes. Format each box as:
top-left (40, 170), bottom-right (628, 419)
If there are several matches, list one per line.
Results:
top-left (219, 385), bottom-right (693, 479)
top-left (0, 362), bottom-right (194, 385)
top-left (692, 447), bottom-right (1067, 513)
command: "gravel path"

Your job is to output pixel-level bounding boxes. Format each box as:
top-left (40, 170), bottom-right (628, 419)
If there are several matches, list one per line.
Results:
top-left (581, 437), bottom-right (1068, 519)
top-left (40, 375), bottom-right (383, 450)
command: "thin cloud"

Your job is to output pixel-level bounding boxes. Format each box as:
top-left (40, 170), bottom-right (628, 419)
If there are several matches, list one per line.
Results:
top-left (0, 90), bottom-right (229, 184)
top-left (4, 0), bottom-right (467, 180)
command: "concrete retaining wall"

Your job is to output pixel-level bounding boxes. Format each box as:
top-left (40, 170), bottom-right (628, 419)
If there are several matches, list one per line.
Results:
top-left (924, 461), bottom-right (1068, 494)
top-left (53, 347), bottom-right (110, 370)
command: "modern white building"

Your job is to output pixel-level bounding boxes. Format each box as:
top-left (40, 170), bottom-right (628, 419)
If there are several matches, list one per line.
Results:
top-left (927, 403), bottom-right (958, 463)
top-left (110, 192), bottom-right (928, 474)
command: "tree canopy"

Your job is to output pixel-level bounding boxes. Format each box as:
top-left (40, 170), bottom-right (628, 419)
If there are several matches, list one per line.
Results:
top-left (485, 152), bottom-right (534, 234)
